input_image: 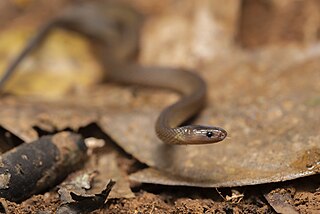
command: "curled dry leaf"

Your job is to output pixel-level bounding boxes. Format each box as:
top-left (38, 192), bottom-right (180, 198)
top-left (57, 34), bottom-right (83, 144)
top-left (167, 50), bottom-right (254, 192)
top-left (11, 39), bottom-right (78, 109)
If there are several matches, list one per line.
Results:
top-left (100, 49), bottom-right (320, 187)
top-left (0, 48), bottom-right (319, 188)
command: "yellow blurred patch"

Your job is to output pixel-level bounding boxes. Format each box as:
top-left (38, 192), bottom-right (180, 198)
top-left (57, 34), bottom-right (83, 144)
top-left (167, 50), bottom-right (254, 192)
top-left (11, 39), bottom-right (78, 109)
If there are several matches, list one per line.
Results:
top-left (12, 0), bottom-right (34, 9)
top-left (0, 26), bottom-right (102, 98)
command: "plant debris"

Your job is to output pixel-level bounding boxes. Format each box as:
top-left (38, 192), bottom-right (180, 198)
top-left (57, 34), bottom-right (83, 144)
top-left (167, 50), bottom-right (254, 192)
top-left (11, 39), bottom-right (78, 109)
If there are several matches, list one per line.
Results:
top-left (56, 180), bottom-right (115, 214)
top-left (0, 132), bottom-right (87, 202)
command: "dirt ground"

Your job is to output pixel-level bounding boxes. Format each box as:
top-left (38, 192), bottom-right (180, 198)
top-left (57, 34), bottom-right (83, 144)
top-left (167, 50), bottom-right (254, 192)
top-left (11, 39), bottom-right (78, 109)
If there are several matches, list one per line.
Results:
top-left (0, 0), bottom-right (319, 213)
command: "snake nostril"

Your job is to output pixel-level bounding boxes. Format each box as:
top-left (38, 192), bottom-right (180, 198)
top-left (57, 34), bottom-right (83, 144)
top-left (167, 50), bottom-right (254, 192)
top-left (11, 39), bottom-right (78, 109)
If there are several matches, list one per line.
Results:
top-left (220, 130), bottom-right (227, 139)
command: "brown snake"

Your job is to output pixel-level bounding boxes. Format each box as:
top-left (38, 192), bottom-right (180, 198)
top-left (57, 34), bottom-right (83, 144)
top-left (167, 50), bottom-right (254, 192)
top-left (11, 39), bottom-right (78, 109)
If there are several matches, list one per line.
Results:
top-left (0, 3), bottom-right (227, 145)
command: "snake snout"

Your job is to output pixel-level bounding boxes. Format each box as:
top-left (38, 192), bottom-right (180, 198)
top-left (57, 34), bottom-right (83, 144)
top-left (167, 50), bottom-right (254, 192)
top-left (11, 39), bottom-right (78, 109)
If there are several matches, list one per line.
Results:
top-left (218, 128), bottom-right (227, 140)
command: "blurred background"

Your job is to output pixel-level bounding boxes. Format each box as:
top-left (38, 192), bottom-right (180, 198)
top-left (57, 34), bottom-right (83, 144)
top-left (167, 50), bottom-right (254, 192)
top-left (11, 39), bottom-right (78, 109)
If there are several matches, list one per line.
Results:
top-left (1, 0), bottom-right (319, 97)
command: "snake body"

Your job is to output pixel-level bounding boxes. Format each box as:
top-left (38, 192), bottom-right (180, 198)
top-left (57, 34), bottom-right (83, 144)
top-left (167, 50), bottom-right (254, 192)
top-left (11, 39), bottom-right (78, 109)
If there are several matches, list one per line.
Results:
top-left (109, 65), bottom-right (227, 144)
top-left (0, 3), bottom-right (227, 145)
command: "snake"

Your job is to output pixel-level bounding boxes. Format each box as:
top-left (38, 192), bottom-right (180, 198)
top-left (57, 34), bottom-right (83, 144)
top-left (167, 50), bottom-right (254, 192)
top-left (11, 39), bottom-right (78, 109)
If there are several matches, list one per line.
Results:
top-left (0, 2), bottom-right (227, 145)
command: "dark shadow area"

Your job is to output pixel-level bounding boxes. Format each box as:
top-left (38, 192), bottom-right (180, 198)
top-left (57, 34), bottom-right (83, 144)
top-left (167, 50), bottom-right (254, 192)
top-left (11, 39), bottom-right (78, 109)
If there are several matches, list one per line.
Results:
top-left (0, 126), bottom-right (24, 153)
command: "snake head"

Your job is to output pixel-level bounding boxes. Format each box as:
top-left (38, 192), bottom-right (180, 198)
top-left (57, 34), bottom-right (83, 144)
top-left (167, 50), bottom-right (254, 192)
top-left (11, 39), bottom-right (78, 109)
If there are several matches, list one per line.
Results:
top-left (181, 125), bottom-right (227, 144)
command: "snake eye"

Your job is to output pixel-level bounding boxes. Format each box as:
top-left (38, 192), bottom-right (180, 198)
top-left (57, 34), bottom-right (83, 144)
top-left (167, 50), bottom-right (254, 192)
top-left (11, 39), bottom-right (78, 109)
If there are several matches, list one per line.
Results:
top-left (206, 131), bottom-right (213, 138)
